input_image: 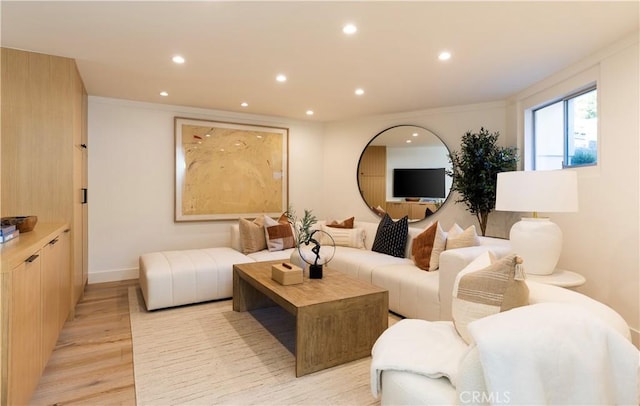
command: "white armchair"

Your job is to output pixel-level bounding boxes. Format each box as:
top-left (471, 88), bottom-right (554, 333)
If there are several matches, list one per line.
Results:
top-left (371, 281), bottom-right (638, 405)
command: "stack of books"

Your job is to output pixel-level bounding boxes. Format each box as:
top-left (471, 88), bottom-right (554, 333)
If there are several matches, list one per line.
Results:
top-left (0, 224), bottom-right (20, 243)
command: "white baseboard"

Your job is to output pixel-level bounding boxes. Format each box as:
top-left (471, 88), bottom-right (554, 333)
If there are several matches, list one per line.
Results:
top-left (88, 267), bottom-right (139, 284)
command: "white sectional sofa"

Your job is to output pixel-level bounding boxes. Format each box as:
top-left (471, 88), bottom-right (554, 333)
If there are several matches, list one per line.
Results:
top-left (228, 220), bottom-right (512, 321)
top-left (140, 219), bottom-right (510, 317)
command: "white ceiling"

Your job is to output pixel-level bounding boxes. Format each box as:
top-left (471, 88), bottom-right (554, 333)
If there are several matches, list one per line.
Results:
top-left (2, 1), bottom-right (638, 122)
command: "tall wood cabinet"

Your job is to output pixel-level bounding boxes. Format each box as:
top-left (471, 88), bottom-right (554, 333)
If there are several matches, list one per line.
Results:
top-left (358, 145), bottom-right (387, 210)
top-left (1, 47), bottom-right (88, 404)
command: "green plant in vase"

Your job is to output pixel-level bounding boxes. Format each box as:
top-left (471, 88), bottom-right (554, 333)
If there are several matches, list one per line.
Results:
top-left (447, 127), bottom-right (518, 236)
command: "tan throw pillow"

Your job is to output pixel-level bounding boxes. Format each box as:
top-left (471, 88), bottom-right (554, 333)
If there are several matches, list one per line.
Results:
top-left (326, 217), bottom-right (355, 229)
top-left (264, 215), bottom-right (295, 252)
top-left (320, 225), bottom-right (365, 248)
top-left (446, 223), bottom-right (480, 250)
top-left (452, 253), bottom-right (529, 343)
top-left (238, 216), bottom-right (267, 254)
top-left (411, 221), bottom-right (446, 271)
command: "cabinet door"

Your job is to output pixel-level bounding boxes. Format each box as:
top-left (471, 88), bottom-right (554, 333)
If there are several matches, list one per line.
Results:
top-left (58, 230), bottom-right (72, 330)
top-left (8, 253), bottom-right (43, 406)
top-left (42, 238), bottom-right (61, 362)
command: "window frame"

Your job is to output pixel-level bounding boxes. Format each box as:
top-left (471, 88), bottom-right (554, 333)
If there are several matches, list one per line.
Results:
top-left (531, 84), bottom-right (598, 170)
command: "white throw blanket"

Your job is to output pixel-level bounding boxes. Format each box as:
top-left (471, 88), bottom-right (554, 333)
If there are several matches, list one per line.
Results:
top-left (370, 319), bottom-right (468, 398)
top-left (468, 302), bottom-right (639, 405)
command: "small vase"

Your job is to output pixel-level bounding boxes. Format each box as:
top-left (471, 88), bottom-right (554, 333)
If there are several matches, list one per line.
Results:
top-left (289, 248), bottom-right (308, 275)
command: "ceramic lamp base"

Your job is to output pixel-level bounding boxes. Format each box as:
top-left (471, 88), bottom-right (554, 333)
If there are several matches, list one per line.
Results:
top-left (509, 217), bottom-right (563, 276)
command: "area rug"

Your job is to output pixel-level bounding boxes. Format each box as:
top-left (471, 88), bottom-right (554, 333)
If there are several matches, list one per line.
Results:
top-left (129, 287), bottom-right (399, 405)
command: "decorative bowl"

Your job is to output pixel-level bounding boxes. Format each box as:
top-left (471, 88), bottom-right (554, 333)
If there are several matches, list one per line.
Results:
top-left (1, 216), bottom-right (38, 233)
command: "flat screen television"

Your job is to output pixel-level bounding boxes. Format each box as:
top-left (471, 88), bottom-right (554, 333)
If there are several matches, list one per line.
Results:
top-left (393, 168), bottom-right (446, 198)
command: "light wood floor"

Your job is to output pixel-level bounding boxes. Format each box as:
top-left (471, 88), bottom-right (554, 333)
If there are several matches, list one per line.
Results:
top-left (31, 280), bottom-right (138, 405)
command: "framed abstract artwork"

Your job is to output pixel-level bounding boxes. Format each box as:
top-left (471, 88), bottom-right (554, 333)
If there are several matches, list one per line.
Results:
top-left (175, 117), bottom-right (289, 221)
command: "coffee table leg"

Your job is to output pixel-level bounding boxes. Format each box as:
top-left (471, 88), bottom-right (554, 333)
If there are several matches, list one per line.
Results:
top-left (233, 268), bottom-right (277, 312)
top-left (295, 293), bottom-right (388, 377)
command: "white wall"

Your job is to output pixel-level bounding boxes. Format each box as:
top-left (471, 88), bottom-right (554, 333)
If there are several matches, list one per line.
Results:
top-left (88, 97), bottom-right (325, 282)
top-left (322, 101), bottom-right (514, 236)
top-left (509, 34), bottom-right (639, 343)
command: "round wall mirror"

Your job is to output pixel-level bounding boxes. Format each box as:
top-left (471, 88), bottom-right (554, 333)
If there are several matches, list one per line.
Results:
top-left (357, 125), bottom-right (453, 222)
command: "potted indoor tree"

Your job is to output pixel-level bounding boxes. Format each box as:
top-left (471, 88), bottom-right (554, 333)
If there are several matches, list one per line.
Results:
top-left (447, 127), bottom-right (518, 236)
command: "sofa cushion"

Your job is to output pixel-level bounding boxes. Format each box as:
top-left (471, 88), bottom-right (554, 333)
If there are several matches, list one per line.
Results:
top-left (411, 221), bottom-right (446, 271)
top-left (372, 214), bottom-right (409, 258)
top-left (326, 216), bottom-right (355, 228)
top-left (446, 224), bottom-right (480, 250)
top-left (320, 225), bottom-right (365, 248)
top-left (263, 215), bottom-right (295, 252)
top-left (452, 253), bottom-right (529, 343)
top-left (329, 246), bottom-right (411, 283)
top-left (238, 216), bottom-right (267, 254)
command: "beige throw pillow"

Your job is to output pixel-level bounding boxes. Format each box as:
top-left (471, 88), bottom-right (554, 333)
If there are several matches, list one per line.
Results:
top-left (411, 221), bottom-right (446, 271)
top-left (263, 215), bottom-right (295, 252)
top-left (238, 216), bottom-right (267, 254)
top-left (452, 253), bottom-right (529, 343)
top-left (320, 225), bottom-right (365, 248)
top-left (446, 223), bottom-right (480, 250)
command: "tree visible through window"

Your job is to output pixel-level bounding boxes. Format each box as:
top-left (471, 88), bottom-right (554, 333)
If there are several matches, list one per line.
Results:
top-left (532, 87), bottom-right (597, 169)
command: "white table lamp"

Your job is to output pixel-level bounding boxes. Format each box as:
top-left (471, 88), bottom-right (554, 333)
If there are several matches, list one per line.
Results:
top-left (495, 170), bottom-right (578, 275)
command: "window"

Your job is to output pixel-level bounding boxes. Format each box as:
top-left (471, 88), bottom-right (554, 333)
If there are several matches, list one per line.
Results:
top-left (532, 87), bottom-right (597, 170)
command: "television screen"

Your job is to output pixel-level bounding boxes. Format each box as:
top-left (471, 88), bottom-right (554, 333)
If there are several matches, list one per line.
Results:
top-left (393, 168), bottom-right (446, 198)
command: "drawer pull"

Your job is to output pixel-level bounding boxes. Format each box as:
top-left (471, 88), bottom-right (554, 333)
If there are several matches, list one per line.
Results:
top-left (25, 254), bottom-right (39, 263)
top-left (49, 238), bottom-right (59, 245)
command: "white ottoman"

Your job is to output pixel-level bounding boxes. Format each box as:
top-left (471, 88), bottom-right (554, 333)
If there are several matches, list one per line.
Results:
top-left (139, 247), bottom-right (253, 310)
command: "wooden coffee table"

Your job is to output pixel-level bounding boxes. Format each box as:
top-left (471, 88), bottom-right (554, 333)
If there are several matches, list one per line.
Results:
top-left (233, 260), bottom-right (388, 377)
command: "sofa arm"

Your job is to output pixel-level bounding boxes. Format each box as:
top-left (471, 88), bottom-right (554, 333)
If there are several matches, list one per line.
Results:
top-left (438, 243), bottom-right (512, 321)
top-left (230, 223), bottom-right (242, 252)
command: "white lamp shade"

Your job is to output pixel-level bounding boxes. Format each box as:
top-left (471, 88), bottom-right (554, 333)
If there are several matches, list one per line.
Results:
top-left (495, 170), bottom-right (578, 214)
top-left (495, 170), bottom-right (579, 275)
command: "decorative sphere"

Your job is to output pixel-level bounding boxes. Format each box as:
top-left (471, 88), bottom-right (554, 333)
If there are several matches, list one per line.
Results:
top-left (297, 230), bottom-right (336, 266)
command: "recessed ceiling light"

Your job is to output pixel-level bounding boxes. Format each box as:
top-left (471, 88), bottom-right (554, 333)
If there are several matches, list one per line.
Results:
top-left (343, 24), bottom-right (357, 35)
top-left (438, 51), bottom-right (452, 61)
top-left (160, 91), bottom-right (169, 97)
top-left (276, 74), bottom-right (287, 82)
top-left (412, 132), bottom-right (419, 137)
top-left (306, 110), bottom-right (314, 116)
top-left (205, 133), bottom-right (211, 137)
top-left (241, 102), bottom-right (248, 107)
top-left (355, 88), bottom-right (365, 96)
top-left (172, 55), bottom-right (185, 64)
top-left (406, 140), bottom-right (412, 144)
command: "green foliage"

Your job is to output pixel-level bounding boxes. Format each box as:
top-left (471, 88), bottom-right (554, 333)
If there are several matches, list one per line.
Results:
top-left (570, 148), bottom-right (596, 165)
top-left (284, 206), bottom-right (317, 246)
top-left (447, 128), bottom-right (518, 235)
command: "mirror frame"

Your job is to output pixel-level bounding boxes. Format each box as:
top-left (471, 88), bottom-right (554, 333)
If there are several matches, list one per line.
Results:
top-left (357, 125), bottom-right (453, 222)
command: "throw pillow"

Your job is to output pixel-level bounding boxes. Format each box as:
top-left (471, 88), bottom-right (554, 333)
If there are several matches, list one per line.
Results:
top-left (452, 253), bottom-right (529, 343)
top-left (320, 225), bottom-right (366, 248)
top-left (446, 223), bottom-right (480, 250)
top-left (371, 214), bottom-right (409, 258)
top-left (411, 221), bottom-right (446, 271)
top-left (263, 215), bottom-right (295, 252)
top-left (326, 216), bottom-right (355, 229)
top-left (238, 216), bottom-right (267, 254)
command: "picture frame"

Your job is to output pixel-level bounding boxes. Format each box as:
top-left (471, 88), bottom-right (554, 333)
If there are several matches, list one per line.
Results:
top-left (175, 117), bottom-right (289, 221)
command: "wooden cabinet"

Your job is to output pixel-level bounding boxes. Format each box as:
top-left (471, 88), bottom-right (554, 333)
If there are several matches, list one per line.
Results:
top-left (1, 223), bottom-right (70, 405)
top-left (386, 201), bottom-right (439, 220)
top-left (1, 47), bottom-right (88, 319)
